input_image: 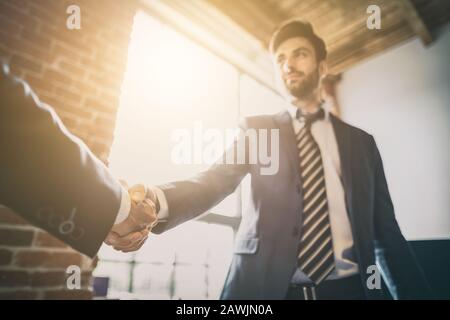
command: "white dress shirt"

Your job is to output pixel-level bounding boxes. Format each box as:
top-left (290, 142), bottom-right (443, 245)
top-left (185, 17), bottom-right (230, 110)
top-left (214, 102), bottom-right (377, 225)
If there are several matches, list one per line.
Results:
top-left (114, 186), bottom-right (131, 224)
top-left (287, 103), bottom-right (359, 284)
top-left (114, 186), bottom-right (169, 224)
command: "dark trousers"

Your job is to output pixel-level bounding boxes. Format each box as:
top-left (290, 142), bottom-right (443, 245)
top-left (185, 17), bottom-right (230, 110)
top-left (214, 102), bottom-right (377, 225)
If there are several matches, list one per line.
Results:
top-left (285, 274), bottom-right (366, 300)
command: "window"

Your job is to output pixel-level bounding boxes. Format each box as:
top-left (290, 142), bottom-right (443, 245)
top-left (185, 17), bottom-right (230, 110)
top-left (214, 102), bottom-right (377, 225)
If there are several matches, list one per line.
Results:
top-left (94, 10), bottom-right (284, 300)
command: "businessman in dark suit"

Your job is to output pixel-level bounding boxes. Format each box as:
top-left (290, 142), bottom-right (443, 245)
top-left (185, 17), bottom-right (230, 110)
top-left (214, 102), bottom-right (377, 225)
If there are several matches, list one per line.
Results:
top-left (108, 19), bottom-right (431, 299)
top-left (0, 64), bottom-right (157, 258)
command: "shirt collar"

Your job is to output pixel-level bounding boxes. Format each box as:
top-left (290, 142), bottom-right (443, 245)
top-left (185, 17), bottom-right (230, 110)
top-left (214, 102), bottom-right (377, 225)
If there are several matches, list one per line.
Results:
top-left (286, 101), bottom-right (330, 122)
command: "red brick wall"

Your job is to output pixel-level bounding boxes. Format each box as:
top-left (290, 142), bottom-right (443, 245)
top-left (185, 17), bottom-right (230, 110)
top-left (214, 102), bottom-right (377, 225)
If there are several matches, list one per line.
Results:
top-left (0, 0), bottom-right (138, 299)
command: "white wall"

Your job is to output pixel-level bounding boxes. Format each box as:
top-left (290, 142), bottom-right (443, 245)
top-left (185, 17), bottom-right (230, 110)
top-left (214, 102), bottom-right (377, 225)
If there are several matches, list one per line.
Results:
top-left (338, 24), bottom-right (450, 240)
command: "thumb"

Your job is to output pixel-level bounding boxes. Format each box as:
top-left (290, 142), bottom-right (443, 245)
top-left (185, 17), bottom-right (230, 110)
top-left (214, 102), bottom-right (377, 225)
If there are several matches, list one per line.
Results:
top-left (104, 231), bottom-right (120, 245)
top-left (129, 184), bottom-right (147, 203)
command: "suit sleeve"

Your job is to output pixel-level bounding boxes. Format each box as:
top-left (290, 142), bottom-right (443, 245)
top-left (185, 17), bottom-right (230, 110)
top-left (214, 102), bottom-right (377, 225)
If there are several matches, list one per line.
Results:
top-left (152, 120), bottom-right (251, 234)
top-left (371, 136), bottom-right (432, 299)
top-left (0, 65), bottom-right (122, 258)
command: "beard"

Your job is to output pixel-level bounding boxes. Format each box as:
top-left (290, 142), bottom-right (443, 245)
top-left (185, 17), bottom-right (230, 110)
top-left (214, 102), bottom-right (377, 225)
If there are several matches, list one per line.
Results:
top-left (284, 67), bottom-right (320, 100)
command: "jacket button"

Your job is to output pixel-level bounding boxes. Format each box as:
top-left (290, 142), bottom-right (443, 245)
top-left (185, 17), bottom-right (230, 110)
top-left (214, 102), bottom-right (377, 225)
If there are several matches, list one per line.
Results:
top-left (292, 226), bottom-right (300, 237)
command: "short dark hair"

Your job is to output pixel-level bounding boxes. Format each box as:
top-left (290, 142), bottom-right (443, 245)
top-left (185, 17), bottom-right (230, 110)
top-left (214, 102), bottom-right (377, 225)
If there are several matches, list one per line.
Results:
top-left (270, 19), bottom-right (327, 62)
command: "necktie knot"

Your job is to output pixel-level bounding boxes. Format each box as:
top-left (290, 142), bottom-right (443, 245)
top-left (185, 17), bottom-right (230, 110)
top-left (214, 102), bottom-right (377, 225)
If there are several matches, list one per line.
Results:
top-left (296, 107), bottom-right (325, 127)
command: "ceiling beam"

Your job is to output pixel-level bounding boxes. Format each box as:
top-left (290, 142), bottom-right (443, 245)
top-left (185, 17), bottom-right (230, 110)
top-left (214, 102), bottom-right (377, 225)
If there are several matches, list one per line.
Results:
top-left (207, 0), bottom-right (285, 46)
top-left (396, 0), bottom-right (433, 45)
top-left (140, 0), bottom-right (277, 91)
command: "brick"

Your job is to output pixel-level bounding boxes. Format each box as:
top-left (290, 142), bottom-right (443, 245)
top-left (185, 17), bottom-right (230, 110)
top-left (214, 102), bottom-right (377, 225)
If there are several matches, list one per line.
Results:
top-left (0, 248), bottom-right (13, 266)
top-left (94, 115), bottom-right (116, 130)
top-left (21, 29), bottom-right (53, 50)
top-left (31, 271), bottom-right (66, 287)
top-left (73, 79), bottom-right (98, 96)
top-left (43, 289), bottom-right (93, 300)
top-left (17, 15), bottom-right (40, 32)
top-left (59, 59), bottom-right (86, 79)
top-left (81, 271), bottom-right (93, 287)
top-left (0, 0), bottom-right (39, 30)
top-left (39, 94), bottom-right (93, 121)
top-left (55, 101), bottom-right (93, 122)
top-left (0, 207), bottom-right (28, 225)
top-left (44, 69), bottom-right (73, 86)
top-left (0, 228), bottom-right (34, 247)
top-left (0, 46), bottom-right (10, 59)
top-left (15, 251), bottom-right (83, 269)
top-left (0, 0), bottom-right (136, 293)
top-left (0, 270), bottom-right (30, 287)
top-left (0, 2), bottom-right (33, 26)
top-left (8, 63), bottom-right (25, 79)
top-left (2, 0), bottom-right (29, 12)
top-left (88, 126), bottom-right (114, 141)
top-left (88, 73), bottom-right (122, 93)
top-left (69, 129), bottom-right (90, 145)
top-left (0, 15), bottom-right (23, 37)
top-left (52, 44), bottom-right (81, 63)
top-left (104, 46), bottom-right (129, 66)
top-left (90, 141), bottom-right (110, 159)
top-left (0, 290), bottom-right (38, 300)
top-left (24, 74), bottom-right (55, 95)
top-left (11, 54), bottom-right (42, 74)
top-left (30, 0), bottom-right (62, 15)
top-left (15, 40), bottom-right (56, 65)
top-left (40, 24), bottom-right (87, 55)
top-left (29, 3), bottom-right (64, 28)
top-left (80, 57), bottom-right (111, 78)
top-left (0, 30), bottom-right (20, 49)
top-left (54, 86), bottom-right (82, 104)
top-left (34, 231), bottom-right (67, 249)
top-left (84, 97), bottom-right (116, 114)
top-left (98, 90), bottom-right (119, 106)
top-left (59, 114), bottom-right (79, 130)
top-left (31, 271), bottom-right (93, 288)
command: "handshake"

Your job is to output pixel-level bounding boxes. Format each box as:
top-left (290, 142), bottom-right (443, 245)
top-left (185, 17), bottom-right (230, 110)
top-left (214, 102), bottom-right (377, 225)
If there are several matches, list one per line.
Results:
top-left (104, 184), bottom-right (158, 252)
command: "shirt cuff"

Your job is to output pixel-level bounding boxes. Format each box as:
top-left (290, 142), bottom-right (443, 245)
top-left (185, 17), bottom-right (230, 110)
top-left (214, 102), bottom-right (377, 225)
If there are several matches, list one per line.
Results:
top-left (114, 185), bottom-right (131, 224)
top-left (152, 186), bottom-right (169, 221)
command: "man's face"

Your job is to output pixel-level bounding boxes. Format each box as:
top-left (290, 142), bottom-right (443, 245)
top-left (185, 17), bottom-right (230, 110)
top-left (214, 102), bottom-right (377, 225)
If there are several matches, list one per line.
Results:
top-left (274, 37), bottom-right (323, 99)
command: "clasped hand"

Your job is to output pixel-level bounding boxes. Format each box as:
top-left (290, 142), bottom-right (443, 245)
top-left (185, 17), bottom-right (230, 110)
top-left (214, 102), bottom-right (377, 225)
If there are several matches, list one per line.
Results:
top-left (104, 184), bottom-right (157, 252)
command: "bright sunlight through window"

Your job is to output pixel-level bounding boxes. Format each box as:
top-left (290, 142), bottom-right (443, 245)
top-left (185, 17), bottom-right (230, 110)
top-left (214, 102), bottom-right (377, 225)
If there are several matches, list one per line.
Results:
top-left (94, 10), bottom-right (284, 300)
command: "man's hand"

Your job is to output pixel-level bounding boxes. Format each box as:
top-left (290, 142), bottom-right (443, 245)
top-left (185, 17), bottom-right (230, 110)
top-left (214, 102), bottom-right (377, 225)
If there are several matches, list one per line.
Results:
top-left (104, 228), bottom-right (150, 253)
top-left (112, 184), bottom-right (158, 236)
top-left (104, 184), bottom-right (158, 252)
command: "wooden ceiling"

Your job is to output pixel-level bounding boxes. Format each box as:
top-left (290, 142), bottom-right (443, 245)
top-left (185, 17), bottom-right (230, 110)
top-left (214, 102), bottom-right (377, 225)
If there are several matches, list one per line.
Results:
top-left (141, 0), bottom-right (450, 89)
top-left (207, 0), bottom-right (450, 73)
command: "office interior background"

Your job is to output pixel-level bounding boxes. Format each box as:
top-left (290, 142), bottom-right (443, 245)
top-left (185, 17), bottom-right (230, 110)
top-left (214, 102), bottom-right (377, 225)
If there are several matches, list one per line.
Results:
top-left (0, 0), bottom-right (449, 299)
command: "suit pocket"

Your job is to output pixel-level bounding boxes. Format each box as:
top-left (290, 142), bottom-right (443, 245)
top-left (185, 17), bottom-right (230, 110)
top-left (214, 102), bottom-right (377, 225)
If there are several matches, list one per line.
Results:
top-left (233, 237), bottom-right (259, 254)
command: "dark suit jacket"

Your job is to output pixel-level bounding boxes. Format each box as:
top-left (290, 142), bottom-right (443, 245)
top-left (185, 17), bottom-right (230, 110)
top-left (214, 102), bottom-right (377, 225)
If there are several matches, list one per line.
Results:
top-left (0, 65), bottom-right (122, 258)
top-left (153, 109), bottom-right (432, 299)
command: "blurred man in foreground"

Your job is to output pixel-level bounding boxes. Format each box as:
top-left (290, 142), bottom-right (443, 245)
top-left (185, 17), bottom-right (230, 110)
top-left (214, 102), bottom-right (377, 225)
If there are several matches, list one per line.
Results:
top-left (0, 64), bottom-right (157, 258)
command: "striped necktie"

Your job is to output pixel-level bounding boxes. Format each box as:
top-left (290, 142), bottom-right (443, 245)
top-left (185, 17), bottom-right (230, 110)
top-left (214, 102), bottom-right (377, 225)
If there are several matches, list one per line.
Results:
top-left (296, 108), bottom-right (335, 285)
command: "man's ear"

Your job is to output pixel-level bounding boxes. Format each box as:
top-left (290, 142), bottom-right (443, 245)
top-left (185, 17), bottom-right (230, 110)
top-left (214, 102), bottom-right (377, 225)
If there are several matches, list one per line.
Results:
top-left (318, 60), bottom-right (328, 80)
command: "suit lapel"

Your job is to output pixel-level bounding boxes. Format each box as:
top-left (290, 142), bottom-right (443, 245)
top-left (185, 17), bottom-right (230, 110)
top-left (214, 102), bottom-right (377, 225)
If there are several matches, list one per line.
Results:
top-left (330, 113), bottom-right (353, 216)
top-left (329, 113), bottom-right (366, 261)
